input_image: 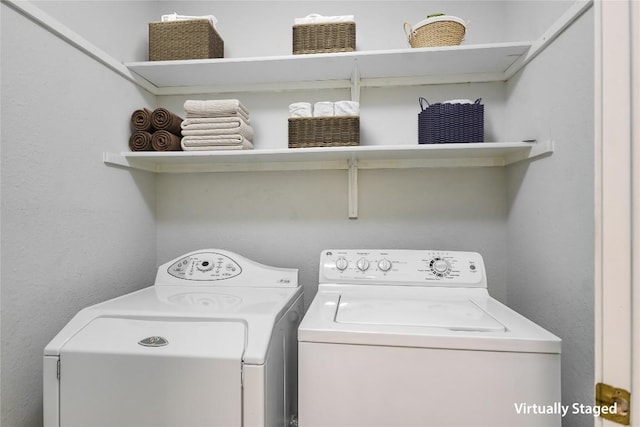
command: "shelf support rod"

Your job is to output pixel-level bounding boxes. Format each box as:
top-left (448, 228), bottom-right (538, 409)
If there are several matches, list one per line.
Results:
top-left (504, 0), bottom-right (593, 79)
top-left (348, 159), bottom-right (359, 219)
top-left (350, 61), bottom-right (361, 103)
top-left (3, 0), bottom-right (157, 95)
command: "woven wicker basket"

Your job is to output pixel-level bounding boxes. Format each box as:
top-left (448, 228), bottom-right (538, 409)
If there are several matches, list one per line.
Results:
top-left (418, 98), bottom-right (483, 144)
top-left (149, 19), bottom-right (223, 61)
top-left (403, 15), bottom-right (466, 48)
top-left (293, 22), bottom-right (356, 54)
top-left (288, 117), bottom-right (359, 148)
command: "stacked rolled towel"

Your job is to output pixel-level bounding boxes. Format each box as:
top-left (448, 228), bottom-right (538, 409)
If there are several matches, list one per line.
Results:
top-left (181, 99), bottom-right (254, 151)
top-left (151, 108), bottom-right (183, 135)
top-left (129, 108), bottom-right (153, 151)
top-left (131, 108), bottom-right (153, 132)
top-left (129, 107), bottom-right (184, 151)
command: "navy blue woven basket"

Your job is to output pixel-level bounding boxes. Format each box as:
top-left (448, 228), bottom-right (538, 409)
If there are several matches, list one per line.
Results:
top-left (418, 97), bottom-right (484, 144)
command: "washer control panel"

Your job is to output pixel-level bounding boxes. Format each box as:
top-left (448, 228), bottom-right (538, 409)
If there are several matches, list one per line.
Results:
top-left (320, 249), bottom-right (486, 287)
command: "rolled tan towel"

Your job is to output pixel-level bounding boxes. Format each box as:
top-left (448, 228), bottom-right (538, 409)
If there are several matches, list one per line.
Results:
top-left (130, 108), bottom-right (154, 131)
top-left (129, 130), bottom-right (153, 151)
top-left (151, 108), bottom-right (183, 135)
top-left (151, 130), bottom-right (182, 151)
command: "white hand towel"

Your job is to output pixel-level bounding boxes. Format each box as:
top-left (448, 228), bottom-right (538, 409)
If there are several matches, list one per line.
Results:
top-left (294, 14), bottom-right (355, 25)
top-left (289, 102), bottom-right (312, 118)
top-left (334, 100), bottom-right (359, 116)
top-left (313, 101), bottom-right (334, 117)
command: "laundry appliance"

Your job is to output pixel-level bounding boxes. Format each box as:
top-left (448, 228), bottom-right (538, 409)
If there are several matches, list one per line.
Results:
top-left (298, 249), bottom-right (561, 427)
top-left (44, 249), bottom-right (303, 427)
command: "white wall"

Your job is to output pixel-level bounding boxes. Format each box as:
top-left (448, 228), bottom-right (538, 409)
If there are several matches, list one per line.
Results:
top-left (1, 2), bottom-right (158, 426)
top-left (155, 1), bottom-right (512, 302)
top-left (1, 1), bottom-right (594, 427)
top-left (504, 7), bottom-right (595, 427)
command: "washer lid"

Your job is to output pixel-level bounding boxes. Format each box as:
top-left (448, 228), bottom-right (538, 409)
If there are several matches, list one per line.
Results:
top-left (336, 296), bottom-right (505, 332)
top-left (298, 288), bottom-right (562, 353)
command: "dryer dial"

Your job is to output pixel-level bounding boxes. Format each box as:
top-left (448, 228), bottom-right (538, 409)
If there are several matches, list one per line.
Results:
top-left (196, 260), bottom-right (215, 272)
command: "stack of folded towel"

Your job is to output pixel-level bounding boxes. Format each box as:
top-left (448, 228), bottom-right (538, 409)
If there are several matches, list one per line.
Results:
top-left (181, 99), bottom-right (254, 151)
top-left (129, 107), bottom-right (183, 151)
top-left (289, 100), bottom-right (359, 118)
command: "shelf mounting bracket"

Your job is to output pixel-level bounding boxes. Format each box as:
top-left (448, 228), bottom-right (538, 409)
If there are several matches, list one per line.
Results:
top-left (348, 159), bottom-right (359, 219)
top-left (350, 61), bottom-right (361, 103)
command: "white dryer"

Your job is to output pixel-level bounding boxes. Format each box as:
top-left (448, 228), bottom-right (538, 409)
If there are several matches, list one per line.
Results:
top-left (44, 249), bottom-right (304, 427)
top-left (298, 249), bottom-right (561, 427)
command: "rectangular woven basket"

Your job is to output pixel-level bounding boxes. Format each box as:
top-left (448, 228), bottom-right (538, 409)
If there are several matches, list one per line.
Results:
top-left (292, 22), bottom-right (356, 54)
top-left (288, 117), bottom-right (360, 148)
top-left (418, 98), bottom-right (484, 144)
top-left (149, 19), bottom-right (224, 61)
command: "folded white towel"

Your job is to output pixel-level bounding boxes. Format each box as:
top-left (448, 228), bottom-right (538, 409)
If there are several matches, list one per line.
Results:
top-left (181, 128), bottom-right (254, 141)
top-left (334, 100), bottom-right (359, 116)
top-left (183, 99), bottom-right (250, 121)
top-left (181, 116), bottom-right (251, 128)
top-left (294, 14), bottom-right (355, 25)
top-left (182, 134), bottom-right (250, 145)
top-left (181, 117), bottom-right (254, 140)
top-left (289, 102), bottom-right (312, 118)
top-left (313, 101), bottom-right (334, 117)
top-left (181, 135), bottom-right (254, 150)
top-left (182, 143), bottom-right (253, 151)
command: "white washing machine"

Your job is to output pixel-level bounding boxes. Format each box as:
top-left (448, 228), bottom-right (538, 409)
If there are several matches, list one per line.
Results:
top-left (298, 249), bottom-right (561, 427)
top-left (44, 249), bottom-right (304, 427)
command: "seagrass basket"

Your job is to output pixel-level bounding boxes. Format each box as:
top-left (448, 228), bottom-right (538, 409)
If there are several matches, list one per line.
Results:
top-left (403, 15), bottom-right (466, 48)
top-left (288, 117), bottom-right (360, 148)
top-left (149, 19), bottom-right (224, 61)
top-left (293, 22), bottom-right (356, 54)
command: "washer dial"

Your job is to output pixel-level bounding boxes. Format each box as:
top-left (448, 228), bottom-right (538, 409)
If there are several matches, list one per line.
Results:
top-left (356, 258), bottom-right (370, 272)
top-left (335, 257), bottom-right (349, 271)
top-left (429, 257), bottom-right (452, 277)
top-left (378, 258), bottom-right (392, 272)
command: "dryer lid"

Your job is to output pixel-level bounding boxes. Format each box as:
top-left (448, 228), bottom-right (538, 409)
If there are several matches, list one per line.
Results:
top-left (61, 317), bottom-right (246, 358)
top-left (336, 296), bottom-right (506, 332)
top-left (59, 318), bottom-right (245, 427)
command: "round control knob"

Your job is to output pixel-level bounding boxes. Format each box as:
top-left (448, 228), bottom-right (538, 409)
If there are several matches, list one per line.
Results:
top-left (429, 257), bottom-right (451, 277)
top-left (335, 257), bottom-right (349, 271)
top-left (196, 260), bottom-right (214, 272)
top-left (378, 258), bottom-right (392, 272)
top-left (356, 258), bottom-right (370, 271)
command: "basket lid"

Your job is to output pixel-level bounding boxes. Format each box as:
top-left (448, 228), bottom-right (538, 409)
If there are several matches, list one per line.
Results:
top-left (414, 15), bottom-right (466, 30)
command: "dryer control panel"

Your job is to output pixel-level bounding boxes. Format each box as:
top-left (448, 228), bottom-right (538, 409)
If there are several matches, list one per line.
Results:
top-left (319, 249), bottom-right (486, 287)
top-left (154, 249), bottom-right (299, 287)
